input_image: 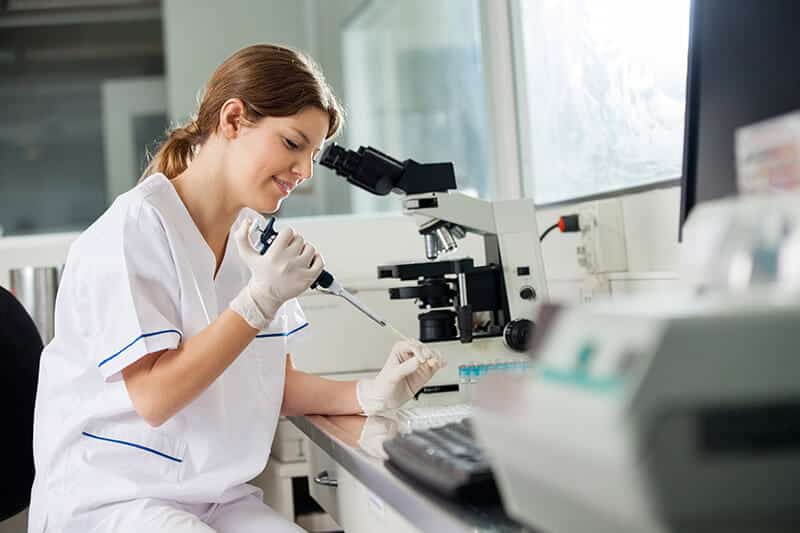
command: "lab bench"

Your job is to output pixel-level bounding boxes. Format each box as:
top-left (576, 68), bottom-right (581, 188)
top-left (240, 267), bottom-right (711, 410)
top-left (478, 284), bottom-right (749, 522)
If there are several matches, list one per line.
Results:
top-left (288, 414), bottom-right (530, 533)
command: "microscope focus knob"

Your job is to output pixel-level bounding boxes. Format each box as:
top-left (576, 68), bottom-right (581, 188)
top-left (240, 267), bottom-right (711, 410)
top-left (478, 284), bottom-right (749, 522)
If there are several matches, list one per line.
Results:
top-left (503, 319), bottom-right (534, 352)
top-left (519, 286), bottom-right (536, 300)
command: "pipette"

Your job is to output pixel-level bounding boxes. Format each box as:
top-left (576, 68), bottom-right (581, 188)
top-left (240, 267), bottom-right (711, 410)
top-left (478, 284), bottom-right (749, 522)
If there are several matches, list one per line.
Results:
top-left (248, 217), bottom-right (436, 365)
top-left (248, 216), bottom-right (389, 329)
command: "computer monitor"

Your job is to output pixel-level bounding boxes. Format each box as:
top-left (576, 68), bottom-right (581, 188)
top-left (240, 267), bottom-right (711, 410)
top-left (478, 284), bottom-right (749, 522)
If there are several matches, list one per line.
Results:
top-left (680, 0), bottom-right (800, 227)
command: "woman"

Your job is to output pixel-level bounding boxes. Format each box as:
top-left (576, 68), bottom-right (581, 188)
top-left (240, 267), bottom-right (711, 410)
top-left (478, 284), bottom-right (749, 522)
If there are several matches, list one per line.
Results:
top-left (29, 44), bottom-right (444, 533)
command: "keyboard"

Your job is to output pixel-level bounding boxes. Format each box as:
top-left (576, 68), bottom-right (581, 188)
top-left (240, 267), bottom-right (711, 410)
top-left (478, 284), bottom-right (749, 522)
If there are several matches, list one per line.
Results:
top-left (382, 417), bottom-right (500, 502)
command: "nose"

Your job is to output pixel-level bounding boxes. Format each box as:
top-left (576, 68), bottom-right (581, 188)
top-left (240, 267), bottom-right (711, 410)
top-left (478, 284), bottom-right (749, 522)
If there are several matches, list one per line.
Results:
top-left (292, 155), bottom-right (314, 181)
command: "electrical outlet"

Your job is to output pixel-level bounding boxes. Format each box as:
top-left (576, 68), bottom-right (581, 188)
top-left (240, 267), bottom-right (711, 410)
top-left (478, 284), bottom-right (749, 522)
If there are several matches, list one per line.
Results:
top-left (580, 273), bottom-right (612, 303)
top-left (577, 199), bottom-right (628, 274)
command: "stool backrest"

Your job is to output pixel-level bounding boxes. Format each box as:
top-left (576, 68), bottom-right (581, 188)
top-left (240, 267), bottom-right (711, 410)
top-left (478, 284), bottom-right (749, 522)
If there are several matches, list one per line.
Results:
top-left (0, 286), bottom-right (43, 521)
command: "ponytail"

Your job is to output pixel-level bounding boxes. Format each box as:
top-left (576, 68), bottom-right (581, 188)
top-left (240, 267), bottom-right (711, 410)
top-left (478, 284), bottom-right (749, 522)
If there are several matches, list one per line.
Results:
top-left (140, 120), bottom-right (203, 181)
top-left (139, 44), bottom-right (343, 183)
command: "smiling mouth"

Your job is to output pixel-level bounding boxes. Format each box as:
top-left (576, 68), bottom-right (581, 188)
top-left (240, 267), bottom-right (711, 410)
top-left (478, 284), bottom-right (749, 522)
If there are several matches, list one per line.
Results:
top-left (273, 176), bottom-right (294, 195)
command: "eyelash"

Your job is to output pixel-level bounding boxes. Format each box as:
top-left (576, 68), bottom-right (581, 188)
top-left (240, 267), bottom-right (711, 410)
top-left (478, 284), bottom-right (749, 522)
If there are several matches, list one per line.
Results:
top-left (284, 138), bottom-right (300, 151)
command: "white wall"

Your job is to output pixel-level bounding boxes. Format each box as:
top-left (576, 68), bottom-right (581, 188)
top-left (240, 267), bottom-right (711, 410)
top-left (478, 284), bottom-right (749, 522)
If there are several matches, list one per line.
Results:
top-left (535, 186), bottom-right (682, 302)
top-left (163, 0), bottom-right (310, 124)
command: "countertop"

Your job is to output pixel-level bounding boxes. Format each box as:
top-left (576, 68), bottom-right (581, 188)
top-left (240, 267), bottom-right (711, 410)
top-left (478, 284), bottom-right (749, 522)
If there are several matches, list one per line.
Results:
top-left (289, 413), bottom-right (531, 533)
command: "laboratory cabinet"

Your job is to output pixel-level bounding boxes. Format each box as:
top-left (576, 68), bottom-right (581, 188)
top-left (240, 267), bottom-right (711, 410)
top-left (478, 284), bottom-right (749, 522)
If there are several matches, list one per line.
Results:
top-left (306, 436), bottom-right (420, 533)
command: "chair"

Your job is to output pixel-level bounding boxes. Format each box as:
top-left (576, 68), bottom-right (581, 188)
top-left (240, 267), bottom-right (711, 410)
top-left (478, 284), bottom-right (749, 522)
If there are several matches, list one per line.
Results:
top-left (0, 286), bottom-right (43, 522)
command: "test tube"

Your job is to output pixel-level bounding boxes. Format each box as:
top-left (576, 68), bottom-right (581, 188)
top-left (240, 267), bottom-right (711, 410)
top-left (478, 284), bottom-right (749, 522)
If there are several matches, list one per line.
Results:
top-left (458, 365), bottom-right (470, 403)
top-left (470, 363), bottom-right (481, 403)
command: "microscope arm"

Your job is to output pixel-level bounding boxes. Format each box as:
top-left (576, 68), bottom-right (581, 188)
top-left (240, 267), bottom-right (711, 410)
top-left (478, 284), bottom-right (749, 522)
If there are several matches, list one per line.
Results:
top-left (403, 191), bottom-right (497, 235)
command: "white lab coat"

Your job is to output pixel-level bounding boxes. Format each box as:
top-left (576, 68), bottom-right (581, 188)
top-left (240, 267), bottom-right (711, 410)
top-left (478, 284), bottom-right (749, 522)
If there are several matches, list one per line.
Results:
top-left (28, 174), bottom-right (308, 532)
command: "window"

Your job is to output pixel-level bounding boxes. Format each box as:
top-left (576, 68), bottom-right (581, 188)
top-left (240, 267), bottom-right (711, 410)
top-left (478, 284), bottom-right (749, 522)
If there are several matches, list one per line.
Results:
top-left (341, 0), bottom-right (491, 213)
top-left (0, 7), bottom-right (165, 236)
top-left (515, 0), bottom-right (691, 204)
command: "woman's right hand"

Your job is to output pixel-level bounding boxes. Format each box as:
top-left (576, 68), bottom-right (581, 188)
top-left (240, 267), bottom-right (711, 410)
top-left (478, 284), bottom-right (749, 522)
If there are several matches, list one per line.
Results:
top-left (230, 218), bottom-right (324, 330)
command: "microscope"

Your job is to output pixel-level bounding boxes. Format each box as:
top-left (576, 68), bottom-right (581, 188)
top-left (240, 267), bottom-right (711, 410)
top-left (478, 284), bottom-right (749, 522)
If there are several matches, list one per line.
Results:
top-left (319, 143), bottom-right (549, 376)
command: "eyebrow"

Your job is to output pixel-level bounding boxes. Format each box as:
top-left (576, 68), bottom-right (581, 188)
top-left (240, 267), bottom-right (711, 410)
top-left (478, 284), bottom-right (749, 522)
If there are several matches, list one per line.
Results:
top-left (289, 127), bottom-right (310, 145)
top-left (289, 127), bottom-right (323, 154)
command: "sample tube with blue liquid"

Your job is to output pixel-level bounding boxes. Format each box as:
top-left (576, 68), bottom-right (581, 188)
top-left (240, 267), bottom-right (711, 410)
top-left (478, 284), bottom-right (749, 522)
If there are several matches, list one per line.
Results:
top-left (458, 358), bottom-right (531, 403)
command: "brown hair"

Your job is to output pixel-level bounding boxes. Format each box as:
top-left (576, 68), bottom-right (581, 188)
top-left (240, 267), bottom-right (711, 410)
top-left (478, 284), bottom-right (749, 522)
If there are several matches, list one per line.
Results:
top-left (141, 44), bottom-right (344, 180)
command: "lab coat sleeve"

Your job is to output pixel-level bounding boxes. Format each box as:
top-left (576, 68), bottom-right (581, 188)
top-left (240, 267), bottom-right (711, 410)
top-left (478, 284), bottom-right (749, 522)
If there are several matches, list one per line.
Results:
top-left (252, 297), bottom-right (310, 354)
top-left (281, 298), bottom-right (311, 352)
top-left (90, 204), bottom-right (182, 381)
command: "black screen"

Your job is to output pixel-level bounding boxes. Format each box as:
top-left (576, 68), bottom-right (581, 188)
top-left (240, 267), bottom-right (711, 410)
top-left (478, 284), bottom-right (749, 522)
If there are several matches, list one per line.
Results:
top-left (680, 0), bottom-right (800, 227)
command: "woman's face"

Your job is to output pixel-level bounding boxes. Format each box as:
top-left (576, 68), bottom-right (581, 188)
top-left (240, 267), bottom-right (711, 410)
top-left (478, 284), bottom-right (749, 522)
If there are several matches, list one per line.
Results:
top-left (226, 106), bottom-right (330, 213)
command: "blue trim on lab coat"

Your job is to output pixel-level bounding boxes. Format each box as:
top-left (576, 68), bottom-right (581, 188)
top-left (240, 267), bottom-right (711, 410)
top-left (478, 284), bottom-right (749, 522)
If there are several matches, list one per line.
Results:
top-left (255, 322), bottom-right (309, 338)
top-left (81, 431), bottom-right (183, 462)
top-left (97, 329), bottom-right (183, 368)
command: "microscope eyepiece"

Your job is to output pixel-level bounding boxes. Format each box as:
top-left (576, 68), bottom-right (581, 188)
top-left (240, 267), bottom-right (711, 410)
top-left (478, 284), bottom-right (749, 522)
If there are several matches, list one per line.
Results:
top-left (317, 142), bottom-right (457, 196)
top-left (318, 144), bottom-right (359, 177)
top-left (318, 143), bottom-right (404, 196)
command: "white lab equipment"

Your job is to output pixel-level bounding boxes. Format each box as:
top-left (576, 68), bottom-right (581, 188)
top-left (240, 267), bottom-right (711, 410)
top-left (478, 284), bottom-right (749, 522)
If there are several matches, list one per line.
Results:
top-left (381, 192), bottom-right (548, 388)
top-left (472, 291), bottom-right (800, 533)
top-left (680, 192), bottom-right (800, 293)
top-left (313, 143), bottom-right (549, 389)
top-left (28, 174), bottom-right (306, 532)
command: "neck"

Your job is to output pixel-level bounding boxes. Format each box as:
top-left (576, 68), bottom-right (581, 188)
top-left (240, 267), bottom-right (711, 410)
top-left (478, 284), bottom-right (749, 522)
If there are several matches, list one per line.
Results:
top-left (170, 139), bottom-right (241, 260)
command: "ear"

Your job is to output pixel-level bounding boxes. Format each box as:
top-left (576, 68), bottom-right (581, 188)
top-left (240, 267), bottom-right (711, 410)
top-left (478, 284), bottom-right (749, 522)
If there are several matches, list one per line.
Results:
top-left (218, 98), bottom-right (246, 139)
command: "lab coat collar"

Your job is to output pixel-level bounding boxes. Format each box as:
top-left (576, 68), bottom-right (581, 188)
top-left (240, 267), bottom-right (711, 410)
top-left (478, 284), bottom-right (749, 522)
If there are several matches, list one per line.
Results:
top-left (152, 174), bottom-right (234, 321)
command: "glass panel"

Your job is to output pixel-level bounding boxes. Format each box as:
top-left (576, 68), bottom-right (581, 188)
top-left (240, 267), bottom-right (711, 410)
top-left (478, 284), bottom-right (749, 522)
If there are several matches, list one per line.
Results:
top-left (517, 0), bottom-right (690, 204)
top-left (342, 0), bottom-right (491, 213)
top-left (0, 16), bottom-right (164, 236)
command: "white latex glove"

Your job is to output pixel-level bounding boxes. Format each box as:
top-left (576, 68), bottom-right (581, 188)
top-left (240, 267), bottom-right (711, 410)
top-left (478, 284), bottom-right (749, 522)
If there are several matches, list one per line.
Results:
top-left (230, 218), bottom-right (324, 330)
top-left (356, 340), bottom-right (447, 415)
top-left (357, 414), bottom-right (399, 460)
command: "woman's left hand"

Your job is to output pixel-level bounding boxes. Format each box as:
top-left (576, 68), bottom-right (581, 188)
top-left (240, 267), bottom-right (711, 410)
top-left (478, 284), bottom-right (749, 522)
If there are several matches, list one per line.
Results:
top-left (356, 340), bottom-right (447, 415)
